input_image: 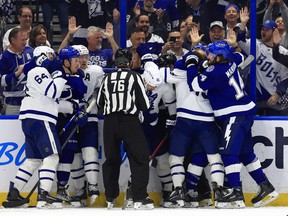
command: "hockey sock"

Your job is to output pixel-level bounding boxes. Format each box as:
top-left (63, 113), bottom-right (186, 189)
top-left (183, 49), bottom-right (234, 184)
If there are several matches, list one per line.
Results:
top-left (240, 153), bottom-right (266, 184)
top-left (70, 152), bottom-right (86, 190)
top-left (57, 163), bottom-right (71, 187)
top-left (156, 152), bottom-right (173, 191)
top-left (186, 153), bottom-right (207, 190)
top-left (221, 154), bottom-right (242, 188)
top-left (82, 147), bottom-right (99, 185)
top-left (40, 154), bottom-right (59, 191)
top-left (169, 155), bottom-right (185, 187)
top-left (13, 158), bottom-right (41, 191)
top-left (207, 154), bottom-right (224, 186)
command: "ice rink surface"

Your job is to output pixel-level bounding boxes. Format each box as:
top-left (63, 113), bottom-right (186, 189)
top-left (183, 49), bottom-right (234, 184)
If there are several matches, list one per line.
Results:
top-left (0, 207), bottom-right (287, 216)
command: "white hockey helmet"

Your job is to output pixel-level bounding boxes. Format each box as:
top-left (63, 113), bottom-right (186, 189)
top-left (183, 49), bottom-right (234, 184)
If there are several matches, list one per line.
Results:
top-left (143, 66), bottom-right (162, 88)
top-left (33, 46), bottom-right (55, 66)
top-left (72, 45), bottom-right (89, 56)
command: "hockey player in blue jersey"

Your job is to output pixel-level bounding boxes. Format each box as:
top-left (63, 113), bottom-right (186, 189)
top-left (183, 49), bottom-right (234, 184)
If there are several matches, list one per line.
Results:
top-left (54, 46), bottom-right (89, 207)
top-left (4, 46), bottom-right (67, 208)
top-left (189, 40), bottom-right (279, 208)
top-left (68, 45), bottom-right (104, 206)
top-left (159, 51), bottom-right (224, 208)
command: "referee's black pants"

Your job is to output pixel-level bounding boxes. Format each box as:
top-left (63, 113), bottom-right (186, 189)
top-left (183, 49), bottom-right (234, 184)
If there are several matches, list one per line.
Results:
top-left (103, 113), bottom-right (150, 201)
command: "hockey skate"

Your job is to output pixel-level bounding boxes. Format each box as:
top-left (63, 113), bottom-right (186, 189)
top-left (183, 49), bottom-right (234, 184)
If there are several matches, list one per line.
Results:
top-left (161, 190), bottom-right (175, 208)
top-left (70, 187), bottom-right (88, 207)
top-left (198, 191), bottom-right (213, 207)
top-left (184, 189), bottom-right (199, 208)
top-left (215, 186), bottom-right (245, 209)
top-left (88, 183), bottom-right (100, 205)
top-left (37, 188), bottom-right (63, 209)
top-left (122, 184), bottom-right (133, 210)
top-left (167, 187), bottom-right (185, 207)
top-left (56, 184), bottom-right (73, 207)
top-left (2, 182), bottom-right (29, 208)
top-left (251, 180), bottom-right (279, 207)
top-left (106, 198), bottom-right (116, 209)
top-left (134, 197), bottom-right (154, 210)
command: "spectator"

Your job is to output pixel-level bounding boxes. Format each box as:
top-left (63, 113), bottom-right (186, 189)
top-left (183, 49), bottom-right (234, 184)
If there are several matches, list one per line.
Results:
top-left (58, 17), bottom-right (118, 68)
top-left (208, 21), bottom-right (225, 43)
top-left (127, 14), bottom-right (164, 59)
top-left (238, 7), bottom-right (288, 115)
top-left (128, 27), bottom-right (146, 50)
top-left (69, 0), bottom-right (115, 46)
top-left (28, 25), bottom-right (51, 48)
top-left (86, 23), bottom-right (119, 68)
top-left (161, 30), bottom-right (189, 60)
top-left (263, 0), bottom-right (288, 49)
top-left (224, 3), bottom-right (241, 37)
top-left (138, 0), bottom-right (179, 29)
top-left (127, 1), bottom-right (171, 41)
top-left (0, 27), bottom-right (34, 115)
top-left (2, 6), bottom-right (33, 50)
top-left (39, 0), bottom-right (69, 47)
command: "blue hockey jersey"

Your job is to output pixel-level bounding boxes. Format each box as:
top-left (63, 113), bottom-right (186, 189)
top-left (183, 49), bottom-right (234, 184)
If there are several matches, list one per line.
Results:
top-left (191, 53), bottom-right (256, 119)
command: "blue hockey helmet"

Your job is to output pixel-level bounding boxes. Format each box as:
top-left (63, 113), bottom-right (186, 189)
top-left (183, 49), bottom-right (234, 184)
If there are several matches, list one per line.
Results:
top-left (59, 46), bottom-right (80, 61)
top-left (207, 41), bottom-right (232, 59)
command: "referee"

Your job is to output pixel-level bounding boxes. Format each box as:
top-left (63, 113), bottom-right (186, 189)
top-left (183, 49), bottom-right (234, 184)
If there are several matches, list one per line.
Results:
top-left (97, 48), bottom-right (154, 209)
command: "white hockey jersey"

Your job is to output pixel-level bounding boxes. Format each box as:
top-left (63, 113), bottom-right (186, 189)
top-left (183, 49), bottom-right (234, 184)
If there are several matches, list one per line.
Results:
top-left (238, 38), bottom-right (288, 97)
top-left (82, 65), bottom-right (104, 122)
top-left (19, 67), bottom-right (66, 124)
top-left (160, 61), bottom-right (214, 122)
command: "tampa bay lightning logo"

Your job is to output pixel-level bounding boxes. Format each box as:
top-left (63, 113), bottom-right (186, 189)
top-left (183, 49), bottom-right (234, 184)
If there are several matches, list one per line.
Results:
top-left (206, 65), bottom-right (215, 72)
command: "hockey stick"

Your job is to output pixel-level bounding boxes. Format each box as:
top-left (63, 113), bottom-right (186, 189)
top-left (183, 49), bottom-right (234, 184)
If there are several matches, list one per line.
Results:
top-left (61, 97), bottom-right (97, 150)
top-left (238, 55), bottom-right (255, 70)
top-left (2, 99), bottom-right (97, 208)
top-left (122, 133), bottom-right (170, 210)
top-left (2, 180), bottom-right (39, 208)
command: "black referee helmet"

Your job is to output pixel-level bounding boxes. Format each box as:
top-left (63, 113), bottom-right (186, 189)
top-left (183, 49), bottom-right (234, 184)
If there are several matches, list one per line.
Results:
top-left (114, 48), bottom-right (133, 66)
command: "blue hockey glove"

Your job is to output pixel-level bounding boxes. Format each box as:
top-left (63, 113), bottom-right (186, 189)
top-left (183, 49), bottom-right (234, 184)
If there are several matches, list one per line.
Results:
top-left (76, 110), bottom-right (88, 127)
top-left (183, 51), bottom-right (199, 68)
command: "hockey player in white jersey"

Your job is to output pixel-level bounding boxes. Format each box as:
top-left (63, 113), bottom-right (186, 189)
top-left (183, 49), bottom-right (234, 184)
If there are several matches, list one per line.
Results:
top-left (4, 46), bottom-right (67, 209)
top-left (68, 45), bottom-right (105, 206)
top-left (238, 7), bottom-right (288, 115)
top-left (140, 60), bottom-right (177, 208)
top-left (189, 40), bottom-right (279, 208)
top-left (159, 51), bottom-right (224, 208)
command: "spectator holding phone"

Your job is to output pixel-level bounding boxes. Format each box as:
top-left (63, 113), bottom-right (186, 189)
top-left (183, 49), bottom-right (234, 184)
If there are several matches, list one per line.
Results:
top-left (161, 30), bottom-right (189, 59)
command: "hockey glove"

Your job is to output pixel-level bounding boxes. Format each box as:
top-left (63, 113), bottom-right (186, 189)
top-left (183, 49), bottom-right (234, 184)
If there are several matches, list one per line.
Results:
top-left (76, 110), bottom-right (88, 127)
top-left (35, 53), bottom-right (53, 70)
top-left (165, 118), bottom-right (176, 134)
top-left (183, 51), bottom-right (199, 68)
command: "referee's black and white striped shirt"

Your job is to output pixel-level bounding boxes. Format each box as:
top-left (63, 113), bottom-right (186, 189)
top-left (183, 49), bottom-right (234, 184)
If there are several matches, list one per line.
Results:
top-left (97, 68), bottom-right (150, 116)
